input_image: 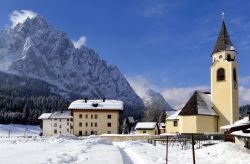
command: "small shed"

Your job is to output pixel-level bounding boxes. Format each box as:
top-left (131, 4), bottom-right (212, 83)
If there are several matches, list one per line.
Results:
top-left (135, 122), bottom-right (159, 135)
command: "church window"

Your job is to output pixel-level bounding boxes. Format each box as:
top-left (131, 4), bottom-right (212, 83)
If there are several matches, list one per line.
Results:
top-left (227, 54), bottom-right (232, 61)
top-left (217, 68), bottom-right (225, 81)
top-left (233, 68), bottom-right (237, 81)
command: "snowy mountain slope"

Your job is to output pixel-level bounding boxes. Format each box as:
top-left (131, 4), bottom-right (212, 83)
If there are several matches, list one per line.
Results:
top-left (130, 83), bottom-right (174, 111)
top-left (0, 16), bottom-right (143, 106)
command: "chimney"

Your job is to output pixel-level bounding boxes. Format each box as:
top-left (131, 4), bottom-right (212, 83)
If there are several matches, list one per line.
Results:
top-left (84, 98), bottom-right (88, 103)
top-left (103, 97), bottom-right (106, 102)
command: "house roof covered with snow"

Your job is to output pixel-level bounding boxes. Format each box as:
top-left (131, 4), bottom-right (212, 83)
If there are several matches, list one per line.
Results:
top-left (135, 122), bottom-right (157, 130)
top-left (38, 113), bottom-right (52, 119)
top-left (50, 111), bottom-right (72, 119)
top-left (68, 99), bottom-right (123, 110)
top-left (166, 110), bottom-right (181, 120)
top-left (179, 91), bottom-right (218, 116)
top-left (220, 116), bottom-right (250, 130)
top-left (38, 111), bottom-right (72, 120)
top-left (231, 130), bottom-right (250, 138)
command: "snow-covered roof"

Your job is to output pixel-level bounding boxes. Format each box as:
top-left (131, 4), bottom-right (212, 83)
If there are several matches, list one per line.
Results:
top-left (166, 110), bottom-right (181, 120)
top-left (231, 130), bottom-right (250, 138)
top-left (135, 122), bottom-right (157, 130)
top-left (220, 116), bottom-right (250, 130)
top-left (38, 111), bottom-right (72, 120)
top-left (38, 113), bottom-right (52, 119)
top-left (50, 111), bottom-right (72, 119)
top-left (68, 99), bottom-right (123, 110)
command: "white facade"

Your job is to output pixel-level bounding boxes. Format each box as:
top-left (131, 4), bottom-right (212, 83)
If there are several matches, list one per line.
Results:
top-left (39, 111), bottom-right (73, 136)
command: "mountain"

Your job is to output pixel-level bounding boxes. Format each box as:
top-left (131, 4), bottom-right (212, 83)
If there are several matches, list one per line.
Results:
top-left (0, 15), bottom-right (143, 107)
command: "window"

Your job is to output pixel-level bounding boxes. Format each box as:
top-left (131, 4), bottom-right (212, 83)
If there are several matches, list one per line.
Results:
top-left (95, 114), bottom-right (98, 119)
top-left (54, 129), bottom-right (57, 134)
top-left (67, 122), bottom-right (69, 126)
top-left (85, 131), bottom-right (88, 135)
top-left (79, 114), bottom-right (82, 119)
top-left (59, 131), bottom-right (61, 134)
top-left (79, 131), bottom-right (82, 136)
top-left (91, 122), bottom-right (93, 127)
top-left (55, 119), bottom-right (57, 121)
top-left (95, 122), bottom-right (97, 127)
top-left (217, 68), bottom-right (225, 81)
top-left (143, 130), bottom-right (146, 134)
top-left (233, 68), bottom-right (237, 82)
top-left (67, 119), bottom-right (69, 121)
top-left (174, 120), bottom-right (178, 127)
top-left (91, 114), bottom-right (93, 119)
top-left (59, 119), bottom-right (61, 122)
top-left (233, 68), bottom-right (237, 89)
top-left (219, 55), bottom-right (223, 59)
top-left (54, 123), bottom-right (57, 127)
top-left (107, 131), bottom-right (111, 134)
top-left (107, 115), bottom-right (111, 119)
top-left (79, 122), bottom-right (82, 127)
top-left (227, 54), bottom-right (232, 61)
top-left (85, 114), bottom-right (88, 119)
top-left (86, 122), bottom-right (88, 127)
top-left (59, 125), bottom-right (61, 128)
top-left (67, 129), bottom-right (69, 132)
top-left (107, 122), bottom-right (111, 127)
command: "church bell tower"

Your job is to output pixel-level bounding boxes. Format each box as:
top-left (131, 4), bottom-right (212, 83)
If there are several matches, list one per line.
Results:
top-left (211, 18), bottom-right (239, 128)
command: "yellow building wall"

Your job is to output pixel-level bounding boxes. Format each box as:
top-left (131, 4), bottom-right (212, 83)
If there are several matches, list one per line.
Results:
top-left (179, 116), bottom-right (197, 133)
top-left (165, 120), bottom-right (179, 134)
top-left (211, 51), bottom-right (239, 128)
top-left (179, 115), bottom-right (217, 133)
top-left (136, 129), bottom-right (157, 135)
top-left (72, 110), bottom-right (120, 135)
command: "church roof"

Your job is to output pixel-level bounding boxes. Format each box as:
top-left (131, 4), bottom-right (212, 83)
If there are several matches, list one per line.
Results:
top-left (179, 91), bottom-right (218, 116)
top-left (212, 21), bottom-right (235, 54)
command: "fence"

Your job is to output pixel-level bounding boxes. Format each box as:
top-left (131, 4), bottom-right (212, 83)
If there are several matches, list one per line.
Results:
top-left (148, 133), bottom-right (225, 164)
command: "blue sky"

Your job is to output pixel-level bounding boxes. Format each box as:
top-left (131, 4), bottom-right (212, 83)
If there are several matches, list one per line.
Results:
top-left (0, 0), bottom-right (250, 107)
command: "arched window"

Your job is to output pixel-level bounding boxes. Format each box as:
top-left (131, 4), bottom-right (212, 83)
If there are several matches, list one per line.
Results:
top-left (217, 68), bottom-right (225, 81)
top-left (233, 68), bottom-right (237, 82)
top-left (227, 54), bottom-right (232, 61)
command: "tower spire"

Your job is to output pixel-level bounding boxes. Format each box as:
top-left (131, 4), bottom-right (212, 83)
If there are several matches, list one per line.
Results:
top-left (212, 14), bottom-right (235, 54)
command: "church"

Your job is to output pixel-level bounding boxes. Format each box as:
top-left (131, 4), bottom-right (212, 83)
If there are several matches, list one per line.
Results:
top-left (166, 18), bottom-right (239, 133)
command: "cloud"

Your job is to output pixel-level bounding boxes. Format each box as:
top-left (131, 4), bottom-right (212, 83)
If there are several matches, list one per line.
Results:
top-left (128, 75), bottom-right (250, 109)
top-left (9, 10), bottom-right (37, 28)
top-left (239, 86), bottom-right (250, 105)
top-left (239, 76), bottom-right (250, 86)
top-left (127, 75), bottom-right (155, 98)
top-left (160, 86), bottom-right (210, 109)
top-left (73, 36), bottom-right (87, 48)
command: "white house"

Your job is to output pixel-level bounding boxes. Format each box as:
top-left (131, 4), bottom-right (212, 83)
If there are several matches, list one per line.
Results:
top-left (135, 122), bottom-right (159, 135)
top-left (38, 111), bottom-right (73, 136)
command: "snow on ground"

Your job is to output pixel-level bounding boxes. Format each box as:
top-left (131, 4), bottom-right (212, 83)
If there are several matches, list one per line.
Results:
top-left (0, 124), bottom-right (41, 136)
top-left (114, 140), bottom-right (250, 164)
top-left (0, 136), bottom-right (123, 164)
top-left (0, 124), bottom-right (249, 164)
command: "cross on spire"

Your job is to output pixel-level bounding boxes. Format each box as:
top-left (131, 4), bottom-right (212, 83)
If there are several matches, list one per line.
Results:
top-left (221, 11), bottom-right (225, 21)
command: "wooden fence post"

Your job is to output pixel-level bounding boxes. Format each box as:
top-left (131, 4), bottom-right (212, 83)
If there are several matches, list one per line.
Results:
top-left (191, 134), bottom-right (196, 164)
top-left (166, 136), bottom-right (168, 164)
